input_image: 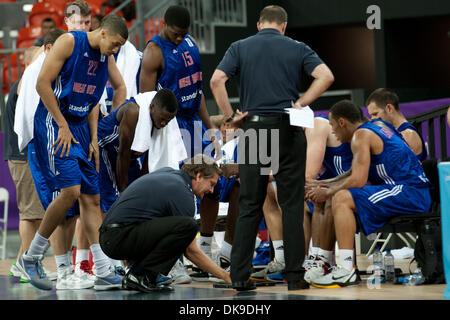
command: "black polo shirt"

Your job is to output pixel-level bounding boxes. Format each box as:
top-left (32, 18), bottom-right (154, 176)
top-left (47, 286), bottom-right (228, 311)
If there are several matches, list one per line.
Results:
top-left (101, 167), bottom-right (196, 226)
top-left (217, 28), bottom-right (323, 115)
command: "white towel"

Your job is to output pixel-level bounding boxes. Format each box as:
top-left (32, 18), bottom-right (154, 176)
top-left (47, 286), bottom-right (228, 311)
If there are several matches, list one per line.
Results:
top-left (131, 92), bottom-right (187, 172)
top-left (14, 52), bottom-right (45, 152)
top-left (99, 40), bottom-right (142, 117)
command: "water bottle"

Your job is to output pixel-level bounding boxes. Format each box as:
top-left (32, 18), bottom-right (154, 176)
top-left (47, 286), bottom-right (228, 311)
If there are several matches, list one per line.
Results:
top-left (384, 249), bottom-right (395, 283)
top-left (372, 247), bottom-right (383, 275)
top-left (408, 268), bottom-right (425, 286)
top-left (221, 150), bottom-right (229, 164)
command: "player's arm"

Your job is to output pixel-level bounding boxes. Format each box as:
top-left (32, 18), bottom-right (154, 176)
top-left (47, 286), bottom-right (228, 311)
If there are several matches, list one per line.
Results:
top-left (400, 129), bottom-right (423, 157)
top-left (306, 129), bottom-right (372, 202)
top-left (139, 42), bottom-right (162, 92)
top-left (116, 102), bottom-right (139, 192)
top-left (305, 117), bottom-right (330, 180)
top-left (87, 104), bottom-right (100, 172)
top-left (36, 33), bottom-right (78, 157)
top-left (107, 56), bottom-right (126, 112)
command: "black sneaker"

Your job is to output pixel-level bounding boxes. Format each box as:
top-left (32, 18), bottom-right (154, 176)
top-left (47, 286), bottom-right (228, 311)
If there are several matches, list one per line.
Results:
top-left (122, 272), bottom-right (173, 292)
top-left (190, 270), bottom-right (211, 282)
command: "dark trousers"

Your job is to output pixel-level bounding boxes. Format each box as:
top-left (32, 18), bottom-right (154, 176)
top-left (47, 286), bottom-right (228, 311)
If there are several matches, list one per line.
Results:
top-left (231, 115), bottom-right (307, 282)
top-left (100, 216), bottom-right (198, 278)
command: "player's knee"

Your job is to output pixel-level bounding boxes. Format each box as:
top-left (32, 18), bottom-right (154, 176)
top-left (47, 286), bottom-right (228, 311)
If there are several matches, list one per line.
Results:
top-left (60, 186), bottom-right (81, 203)
top-left (331, 190), bottom-right (353, 215)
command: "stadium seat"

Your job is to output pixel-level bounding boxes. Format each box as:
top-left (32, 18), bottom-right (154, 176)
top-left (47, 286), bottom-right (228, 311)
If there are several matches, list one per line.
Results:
top-left (28, 1), bottom-right (65, 27)
top-left (17, 26), bottom-right (42, 48)
top-left (145, 18), bottom-right (164, 41)
top-left (2, 52), bottom-right (23, 94)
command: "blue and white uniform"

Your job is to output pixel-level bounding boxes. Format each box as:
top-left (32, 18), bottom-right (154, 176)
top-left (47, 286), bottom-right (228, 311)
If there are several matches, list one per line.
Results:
top-left (30, 31), bottom-right (108, 209)
top-left (397, 121), bottom-right (427, 162)
top-left (349, 119), bottom-right (431, 235)
top-left (97, 98), bottom-right (143, 212)
top-left (307, 115), bottom-right (353, 213)
top-left (148, 34), bottom-right (208, 159)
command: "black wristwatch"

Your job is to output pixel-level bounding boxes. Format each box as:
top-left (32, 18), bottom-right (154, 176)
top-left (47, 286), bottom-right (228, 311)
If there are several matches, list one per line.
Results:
top-left (225, 111), bottom-right (235, 123)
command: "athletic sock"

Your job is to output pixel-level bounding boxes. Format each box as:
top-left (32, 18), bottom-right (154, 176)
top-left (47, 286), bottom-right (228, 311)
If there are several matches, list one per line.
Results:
top-left (272, 240), bottom-right (285, 264)
top-left (90, 244), bottom-right (111, 277)
top-left (198, 234), bottom-right (213, 256)
top-left (339, 249), bottom-right (354, 271)
top-left (219, 241), bottom-right (232, 260)
top-left (75, 249), bottom-right (90, 265)
top-left (317, 248), bottom-right (334, 264)
top-left (55, 253), bottom-right (71, 275)
top-left (27, 232), bottom-right (49, 257)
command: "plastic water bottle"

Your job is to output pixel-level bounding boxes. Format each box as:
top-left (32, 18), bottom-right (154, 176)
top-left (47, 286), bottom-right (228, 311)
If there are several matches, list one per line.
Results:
top-left (221, 150), bottom-right (229, 164)
top-left (372, 247), bottom-right (383, 275)
top-left (384, 249), bottom-right (395, 283)
top-left (408, 268), bottom-right (425, 286)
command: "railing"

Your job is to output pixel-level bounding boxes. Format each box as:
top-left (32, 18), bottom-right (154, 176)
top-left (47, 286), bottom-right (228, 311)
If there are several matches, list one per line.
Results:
top-left (407, 104), bottom-right (449, 161)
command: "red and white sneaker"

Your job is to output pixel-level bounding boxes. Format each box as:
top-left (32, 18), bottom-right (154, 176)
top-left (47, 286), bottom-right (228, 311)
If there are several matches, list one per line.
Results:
top-left (74, 260), bottom-right (96, 281)
top-left (304, 257), bottom-right (333, 284)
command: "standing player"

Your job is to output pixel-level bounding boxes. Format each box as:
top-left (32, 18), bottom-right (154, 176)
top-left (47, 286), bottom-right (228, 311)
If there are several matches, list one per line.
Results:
top-left (139, 5), bottom-right (216, 159)
top-left (16, 14), bottom-right (128, 291)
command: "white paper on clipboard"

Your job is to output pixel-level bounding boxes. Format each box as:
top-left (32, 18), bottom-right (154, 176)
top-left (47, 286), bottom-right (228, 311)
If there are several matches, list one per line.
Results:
top-left (285, 106), bottom-right (314, 128)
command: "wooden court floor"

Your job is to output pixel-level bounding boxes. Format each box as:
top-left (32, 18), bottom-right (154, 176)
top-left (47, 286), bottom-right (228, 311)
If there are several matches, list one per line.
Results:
top-left (0, 255), bottom-right (446, 301)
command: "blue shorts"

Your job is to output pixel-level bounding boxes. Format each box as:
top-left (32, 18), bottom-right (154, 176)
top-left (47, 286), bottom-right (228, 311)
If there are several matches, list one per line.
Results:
top-left (349, 184), bottom-right (431, 235)
top-left (28, 140), bottom-right (80, 217)
top-left (33, 107), bottom-right (99, 195)
top-left (99, 147), bottom-right (142, 213)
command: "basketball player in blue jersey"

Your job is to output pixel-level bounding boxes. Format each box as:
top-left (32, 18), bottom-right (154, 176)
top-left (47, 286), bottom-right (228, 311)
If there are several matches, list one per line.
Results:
top-left (98, 89), bottom-right (178, 213)
top-left (139, 5), bottom-right (216, 159)
top-left (16, 15), bottom-right (128, 291)
top-left (306, 100), bottom-right (431, 288)
top-left (366, 88), bottom-right (427, 162)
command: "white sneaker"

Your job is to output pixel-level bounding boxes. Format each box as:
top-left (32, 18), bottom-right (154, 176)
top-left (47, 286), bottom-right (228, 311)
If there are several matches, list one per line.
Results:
top-left (74, 262), bottom-right (96, 282)
top-left (9, 262), bottom-right (22, 277)
top-left (250, 258), bottom-right (285, 282)
top-left (302, 255), bottom-right (316, 270)
top-left (304, 258), bottom-right (333, 284)
top-left (56, 269), bottom-right (94, 290)
top-left (168, 260), bottom-right (192, 284)
top-left (311, 266), bottom-right (360, 288)
top-left (44, 268), bottom-right (58, 281)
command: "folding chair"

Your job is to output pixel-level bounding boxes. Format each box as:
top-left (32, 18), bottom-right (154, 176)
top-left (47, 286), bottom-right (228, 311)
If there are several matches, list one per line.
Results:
top-left (0, 187), bottom-right (9, 260)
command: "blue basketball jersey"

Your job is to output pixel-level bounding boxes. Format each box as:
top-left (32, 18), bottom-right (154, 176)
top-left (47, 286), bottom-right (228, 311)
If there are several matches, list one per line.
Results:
top-left (397, 121), bottom-right (427, 162)
top-left (149, 34), bottom-right (203, 118)
top-left (360, 120), bottom-right (430, 187)
top-left (36, 31), bottom-right (108, 121)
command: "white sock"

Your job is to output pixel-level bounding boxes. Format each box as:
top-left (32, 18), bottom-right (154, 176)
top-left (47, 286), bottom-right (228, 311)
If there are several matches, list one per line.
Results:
top-left (339, 249), bottom-right (354, 271)
top-left (90, 244), bottom-right (111, 277)
top-left (198, 235), bottom-right (213, 255)
top-left (318, 248), bottom-right (334, 264)
top-left (219, 241), bottom-right (232, 260)
top-left (75, 249), bottom-right (90, 265)
top-left (110, 259), bottom-right (123, 268)
top-left (310, 246), bottom-right (319, 258)
top-left (55, 254), bottom-right (71, 274)
top-left (272, 240), bottom-right (285, 264)
top-left (27, 232), bottom-right (49, 257)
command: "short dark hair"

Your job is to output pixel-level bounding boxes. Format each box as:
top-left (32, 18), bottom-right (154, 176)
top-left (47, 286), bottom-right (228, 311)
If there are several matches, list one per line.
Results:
top-left (42, 17), bottom-right (56, 25)
top-left (100, 14), bottom-right (128, 40)
top-left (366, 88), bottom-right (400, 111)
top-left (330, 100), bottom-right (366, 124)
top-left (153, 88), bottom-right (178, 113)
top-left (164, 5), bottom-right (190, 29)
top-left (259, 5), bottom-right (288, 24)
top-left (182, 154), bottom-right (222, 179)
top-left (43, 28), bottom-right (66, 46)
top-left (65, 0), bottom-right (91, 18)
top-left (93, 14), bottom-right (104, 22)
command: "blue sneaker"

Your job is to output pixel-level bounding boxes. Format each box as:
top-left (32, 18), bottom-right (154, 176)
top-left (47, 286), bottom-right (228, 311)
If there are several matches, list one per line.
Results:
top-left (267, 270), bottom-right (284, 283)
top-left (94, 268), bottom-right (123, 290)
top-left (156, 274), bottom-right (173, 286)
top-left (16, 253), bottom-right (53, 290)
top-left (252, 242), bottom-right (271, 266)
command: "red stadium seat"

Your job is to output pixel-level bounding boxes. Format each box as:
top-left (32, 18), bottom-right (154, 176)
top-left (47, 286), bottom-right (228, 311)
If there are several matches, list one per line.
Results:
top-left (17, 26), bottom-right (42, 48)
top-left (29, 1), bottom-right (65, 27)
top-left (2, 53), bottom-right (24, 94)
top-left (145, 18), bottom-right (164, 42)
